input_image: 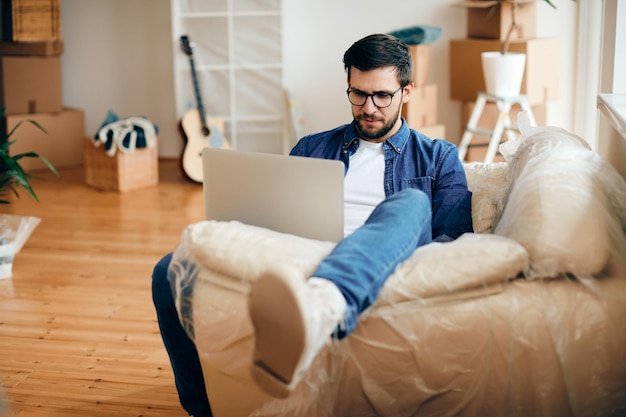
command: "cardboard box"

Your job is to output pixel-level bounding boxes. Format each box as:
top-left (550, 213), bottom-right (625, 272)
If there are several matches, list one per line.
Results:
top-left (3, 108), bottom-right (85, 171)
top-left (1, 0), bottom-right (62, 42)
top-left (466, 143), bottom-right (506, 162)
top-left (408, 44), bottom-right (430, 86)
top-left (84, 138), bottom-right (159, 192)
top-left (0, 40), bottom-right (63, 55)
top-left (0, 55), bottom-right (62, 114)
top-left (454, 1), bottom-right (537, 40)
top-left (449, 37), bottom-right (560, 104)
top-left (417, 124), bottom-right (446, 140)
top-left (402, 83), bottom-right (437, 129)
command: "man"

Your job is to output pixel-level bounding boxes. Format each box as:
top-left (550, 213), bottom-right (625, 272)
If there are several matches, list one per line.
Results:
top-left (152, 33), bottom-right (472, 416)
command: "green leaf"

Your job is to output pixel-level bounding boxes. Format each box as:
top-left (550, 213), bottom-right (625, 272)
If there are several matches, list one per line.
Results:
top-left (0, 105), bottom-right (58, 203)
top-left (7, 118), bottom-right (48, 140)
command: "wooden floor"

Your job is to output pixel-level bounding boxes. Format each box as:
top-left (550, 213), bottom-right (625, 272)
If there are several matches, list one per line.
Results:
top-left (0, 160), bottom-right (204, 417)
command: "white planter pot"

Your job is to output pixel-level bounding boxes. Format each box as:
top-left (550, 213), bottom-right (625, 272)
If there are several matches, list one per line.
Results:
top-left (481, 51), bottom-right (527, 97)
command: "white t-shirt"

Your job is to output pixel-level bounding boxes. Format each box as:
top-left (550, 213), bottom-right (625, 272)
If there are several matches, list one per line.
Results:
top-left (343, 139), bottom-right (386, 236)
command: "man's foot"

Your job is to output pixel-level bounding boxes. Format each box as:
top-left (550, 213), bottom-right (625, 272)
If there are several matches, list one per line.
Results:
top-left (248, 267), bottom-right (346, 398)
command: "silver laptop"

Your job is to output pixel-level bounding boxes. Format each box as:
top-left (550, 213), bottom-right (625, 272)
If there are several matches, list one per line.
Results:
top-left (202, 148), bottom-right (345, 242)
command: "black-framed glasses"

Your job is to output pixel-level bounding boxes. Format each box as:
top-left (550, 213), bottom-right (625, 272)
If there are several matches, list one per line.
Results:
top-left (346, 86), bottom-right (403, 108)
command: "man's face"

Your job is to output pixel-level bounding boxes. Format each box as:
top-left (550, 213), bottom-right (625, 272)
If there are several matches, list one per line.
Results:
top-left (348, 66), bottom-right (413, 143)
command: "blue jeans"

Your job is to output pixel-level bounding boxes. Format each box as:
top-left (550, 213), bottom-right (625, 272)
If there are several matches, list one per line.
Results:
top-left (313, 188), bottom-right (432, 338)
top-left (152, 253), bottom-right (213, 417)
top-left (151, 188), bottom-right (432, 413)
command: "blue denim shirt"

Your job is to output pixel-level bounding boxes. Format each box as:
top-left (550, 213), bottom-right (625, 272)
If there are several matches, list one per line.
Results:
top-left (290, 119), bottom-right (473, 241)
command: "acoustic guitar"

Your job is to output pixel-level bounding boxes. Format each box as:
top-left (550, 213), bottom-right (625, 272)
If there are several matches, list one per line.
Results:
top-left (179, 35), bottom-right (231, 183)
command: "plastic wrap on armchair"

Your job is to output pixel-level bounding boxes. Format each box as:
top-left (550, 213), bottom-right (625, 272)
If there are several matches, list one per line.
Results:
top-left (168, 124), bottom-right (626, 417)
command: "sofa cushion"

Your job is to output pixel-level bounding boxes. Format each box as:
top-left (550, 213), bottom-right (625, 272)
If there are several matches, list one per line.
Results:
top-left (493, 125), bottom-right (626, 278)
top-left (176, 221), bottom-right (528, 305)
top-left (463, 161), bottom-right (508, 234)
top-left (376, 232), bottom-right (528, 305)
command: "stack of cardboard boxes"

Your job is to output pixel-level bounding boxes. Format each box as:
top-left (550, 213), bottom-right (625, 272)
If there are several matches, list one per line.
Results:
top-left (449, 0), bottom-right (560, 161)
top-left (0, 0), bottom-right (85, 171)
top-left (401, 43), bottom-right (447, 140)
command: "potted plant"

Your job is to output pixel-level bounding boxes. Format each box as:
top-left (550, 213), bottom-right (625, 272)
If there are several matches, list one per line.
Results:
top-left (0, 107), bottom-right (57, 278)
top-left (481, 0), bottom-right (574, 98)
top-left (0, 107), bottom-right (58, 204)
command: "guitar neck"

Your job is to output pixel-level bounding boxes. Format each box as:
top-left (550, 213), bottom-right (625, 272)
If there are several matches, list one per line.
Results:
top-left (188, 56), bottom-right (208, 129)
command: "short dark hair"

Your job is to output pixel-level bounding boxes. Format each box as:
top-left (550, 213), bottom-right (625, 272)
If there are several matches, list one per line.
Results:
top-left (343, 33), bottom-right (413, 87)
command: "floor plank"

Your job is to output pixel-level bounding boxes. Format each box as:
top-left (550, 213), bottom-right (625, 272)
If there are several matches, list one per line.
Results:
top-left (0, 160), bottom-right (202, 417)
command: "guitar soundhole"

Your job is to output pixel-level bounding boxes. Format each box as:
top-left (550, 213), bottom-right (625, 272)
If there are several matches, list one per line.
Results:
top-left (201, 126), bottom-right (211, 137)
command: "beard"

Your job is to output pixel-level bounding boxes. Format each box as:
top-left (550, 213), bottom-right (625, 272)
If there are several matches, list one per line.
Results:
top-left (354, 104), bottom-right (402, 141)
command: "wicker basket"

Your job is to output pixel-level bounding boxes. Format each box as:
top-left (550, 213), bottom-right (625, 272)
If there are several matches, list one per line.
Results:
top-left (2, 0), bottom-right (62, 42)
top-left (83, 138), bottom-right (159, 193)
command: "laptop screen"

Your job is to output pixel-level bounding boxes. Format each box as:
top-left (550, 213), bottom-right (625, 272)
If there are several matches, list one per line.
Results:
top-left (202, 148), bottom-right (345, 242)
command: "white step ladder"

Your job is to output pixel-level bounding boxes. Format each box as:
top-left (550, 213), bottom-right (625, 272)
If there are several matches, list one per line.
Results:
top-left (458, 91), bottom-right (536, 163)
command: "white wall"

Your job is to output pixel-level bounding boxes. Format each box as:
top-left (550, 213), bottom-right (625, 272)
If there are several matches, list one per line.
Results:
top-left (284, 0), bottom-right (579, 140)
top-left (600, 0), bottom-right (626, 94)
top-left (60, 0), bottom-right (579, 158)
top-left (282, 0), bottom-right (467, 142)
top-left (60, 0), bottom-right (176, 155)
top-left (535, 0), bottom-right (578, 130)
top-left (613, 0), bottom-right (626, 94)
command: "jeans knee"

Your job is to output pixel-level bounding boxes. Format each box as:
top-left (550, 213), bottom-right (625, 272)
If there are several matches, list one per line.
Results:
top-left (153, 253), bottom-right (173, 279)
top-left (152, 252), bottom-right (174, 306)
top-left (367, 188), bottom-right (431, 230)
top-left (392, 188), bottom-right (430, 212)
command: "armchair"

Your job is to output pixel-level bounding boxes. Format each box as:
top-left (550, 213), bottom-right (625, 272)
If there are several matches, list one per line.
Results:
top-left (169, 123), bottom-right (626, 417)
